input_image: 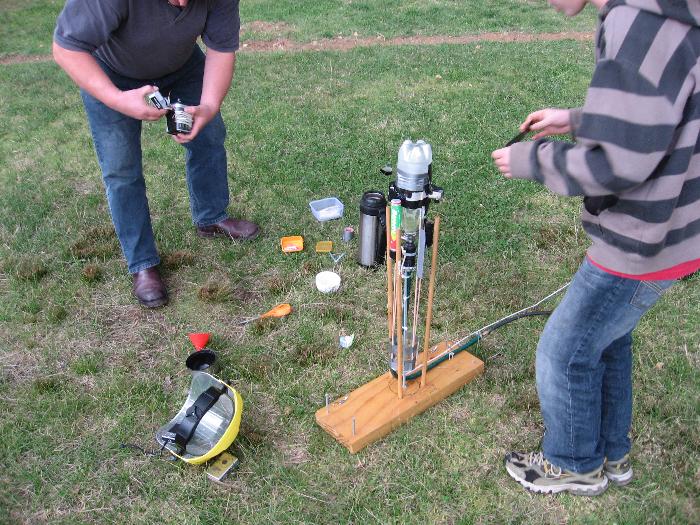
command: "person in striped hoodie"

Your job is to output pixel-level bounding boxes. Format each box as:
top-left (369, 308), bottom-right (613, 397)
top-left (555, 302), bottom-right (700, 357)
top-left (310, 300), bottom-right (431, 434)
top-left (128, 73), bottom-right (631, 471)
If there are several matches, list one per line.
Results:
top-left (491, 0), bottom-right (700, 496)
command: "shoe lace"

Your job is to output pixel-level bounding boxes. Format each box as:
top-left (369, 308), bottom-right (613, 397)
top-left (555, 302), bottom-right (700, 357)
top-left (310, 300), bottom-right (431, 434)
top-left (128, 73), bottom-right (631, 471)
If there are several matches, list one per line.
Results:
top-left (527, 451), bottom-right (545, 466)
top-left (544, 461), bottom-right (562, 477)
top-left (528, 451), bottom-right (562, 477)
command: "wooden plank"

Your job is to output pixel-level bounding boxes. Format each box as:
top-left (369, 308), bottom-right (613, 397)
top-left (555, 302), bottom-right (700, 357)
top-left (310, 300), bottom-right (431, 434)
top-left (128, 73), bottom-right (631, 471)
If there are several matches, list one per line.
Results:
top-left (315, 343), bottom-right (484, 453)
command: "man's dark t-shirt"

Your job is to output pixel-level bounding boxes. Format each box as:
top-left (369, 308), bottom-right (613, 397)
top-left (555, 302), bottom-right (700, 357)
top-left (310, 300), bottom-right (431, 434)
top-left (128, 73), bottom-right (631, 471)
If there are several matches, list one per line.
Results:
top-left (54, 0), bottom-right (240, 80)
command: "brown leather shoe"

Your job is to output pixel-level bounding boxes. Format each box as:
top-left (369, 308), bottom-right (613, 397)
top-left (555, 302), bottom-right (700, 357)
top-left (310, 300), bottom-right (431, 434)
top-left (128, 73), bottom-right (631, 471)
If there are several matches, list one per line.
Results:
top-left (132, 267), bottom-right (168, 308)
top-left (196, 218), bottom-right (259, 240)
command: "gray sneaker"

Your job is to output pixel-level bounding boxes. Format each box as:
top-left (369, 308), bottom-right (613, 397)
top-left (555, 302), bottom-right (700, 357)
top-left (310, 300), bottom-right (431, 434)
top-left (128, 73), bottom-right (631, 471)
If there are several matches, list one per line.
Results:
top-left (504, 451), bottom-right (608, 496)
top-left (604, 454), bottom-right (633, 486)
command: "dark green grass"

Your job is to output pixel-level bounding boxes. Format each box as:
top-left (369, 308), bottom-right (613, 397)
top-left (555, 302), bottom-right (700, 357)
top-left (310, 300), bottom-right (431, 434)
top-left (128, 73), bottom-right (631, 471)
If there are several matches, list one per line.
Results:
top-left (1, 40), bottom-right (698, 524)
top-left (0, 0), bottom-right (597, 57)
top-left (240, 0), bottom-right (597, 41)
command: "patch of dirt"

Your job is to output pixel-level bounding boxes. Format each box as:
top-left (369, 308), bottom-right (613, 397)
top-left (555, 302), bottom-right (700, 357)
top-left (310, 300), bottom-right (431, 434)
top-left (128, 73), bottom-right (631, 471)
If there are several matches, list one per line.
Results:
top-left (0, 53), bottom-right (52, 65)
top-left (68, 297), bottom-right (178, 375)
top-left (1, 31), bottom-right (594, 66)
top-left (276, 438), bottom-right (311, 466)
top-left (451, 406), bottom-right (472, 421)
top-left (1, 349), bottom-right (42, 387)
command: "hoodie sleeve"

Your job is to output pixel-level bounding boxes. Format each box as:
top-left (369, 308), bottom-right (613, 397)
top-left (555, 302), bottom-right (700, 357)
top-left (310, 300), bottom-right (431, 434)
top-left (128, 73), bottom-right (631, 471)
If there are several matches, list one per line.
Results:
top-left (569, 107), bottom-right (583, 137)
top-left (509, 57), bottom-right (682, 197)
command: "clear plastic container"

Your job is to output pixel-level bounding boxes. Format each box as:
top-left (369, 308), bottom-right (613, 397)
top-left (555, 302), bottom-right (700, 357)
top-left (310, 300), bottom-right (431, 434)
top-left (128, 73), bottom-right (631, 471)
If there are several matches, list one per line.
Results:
top-left (309, 197), bottom-right (344, 222)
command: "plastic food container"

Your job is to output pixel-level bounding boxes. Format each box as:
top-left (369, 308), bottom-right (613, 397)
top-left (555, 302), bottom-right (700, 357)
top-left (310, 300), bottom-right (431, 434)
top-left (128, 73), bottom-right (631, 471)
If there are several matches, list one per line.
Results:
top-left (309, 197), bottom-right (344, 222)
top-left (281, 236), bottom-right (304, 253)
top-left (315, 241), bottom-right (333, 253)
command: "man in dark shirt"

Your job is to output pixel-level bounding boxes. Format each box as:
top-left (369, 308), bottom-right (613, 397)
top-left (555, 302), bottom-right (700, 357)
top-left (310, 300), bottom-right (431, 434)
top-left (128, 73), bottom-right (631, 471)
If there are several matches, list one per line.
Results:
top-left (53, 0), bottom-right (259, 308)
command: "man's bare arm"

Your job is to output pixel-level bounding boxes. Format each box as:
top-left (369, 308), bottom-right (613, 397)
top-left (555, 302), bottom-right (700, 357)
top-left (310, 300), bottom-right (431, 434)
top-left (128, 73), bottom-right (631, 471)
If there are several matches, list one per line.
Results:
top-left (52, 42), bottom-right (165, 121)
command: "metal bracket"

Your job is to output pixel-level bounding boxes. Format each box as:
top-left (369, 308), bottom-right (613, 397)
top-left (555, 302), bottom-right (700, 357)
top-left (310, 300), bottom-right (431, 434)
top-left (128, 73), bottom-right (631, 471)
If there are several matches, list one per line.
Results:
top-left (329, 252), bottom-right (345, 263)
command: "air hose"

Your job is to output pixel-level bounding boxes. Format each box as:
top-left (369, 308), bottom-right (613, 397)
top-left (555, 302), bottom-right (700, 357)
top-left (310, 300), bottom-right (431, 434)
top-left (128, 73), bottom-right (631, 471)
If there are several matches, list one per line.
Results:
top-left (402, 282), bottom-right (571, 381)
top-left (404, 311), bottom-right (552, 381)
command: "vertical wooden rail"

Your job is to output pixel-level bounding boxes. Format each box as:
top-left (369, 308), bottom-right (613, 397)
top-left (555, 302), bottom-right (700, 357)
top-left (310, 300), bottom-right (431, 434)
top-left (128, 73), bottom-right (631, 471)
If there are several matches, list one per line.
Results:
top-left (395, 231), bottom-right (404, 399)
top-left (420, 215), bottom-right (441, 388)
top-left (386, 206), bottom-right (393, 342)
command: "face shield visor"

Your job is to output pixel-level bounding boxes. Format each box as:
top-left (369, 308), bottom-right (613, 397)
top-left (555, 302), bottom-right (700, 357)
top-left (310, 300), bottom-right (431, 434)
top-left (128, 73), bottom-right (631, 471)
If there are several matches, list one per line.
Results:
top-left (155, 371), bottom-right (242, 464)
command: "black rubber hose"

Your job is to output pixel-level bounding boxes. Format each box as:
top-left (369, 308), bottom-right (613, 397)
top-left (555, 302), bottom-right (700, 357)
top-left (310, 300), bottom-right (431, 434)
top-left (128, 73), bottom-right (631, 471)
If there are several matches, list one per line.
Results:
top-left (403, 310), bottom-right (552, 381)
top-left (481, 310), bottom-right (552, 335)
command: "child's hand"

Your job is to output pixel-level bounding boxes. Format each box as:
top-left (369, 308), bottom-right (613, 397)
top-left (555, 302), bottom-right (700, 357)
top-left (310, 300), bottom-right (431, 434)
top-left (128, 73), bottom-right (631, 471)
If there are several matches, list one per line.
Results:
top-left (521, 108), bottom-right (571, 139)
top-left (491, 147), bottom-right (512, 178)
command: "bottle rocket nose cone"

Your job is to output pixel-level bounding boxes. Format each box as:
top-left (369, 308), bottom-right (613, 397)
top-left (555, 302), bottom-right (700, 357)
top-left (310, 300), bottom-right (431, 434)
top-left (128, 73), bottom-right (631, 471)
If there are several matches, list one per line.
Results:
top-left (408, 147), bottom-right (426, 163)
top-left (397, 139), bottom-right (432, 174)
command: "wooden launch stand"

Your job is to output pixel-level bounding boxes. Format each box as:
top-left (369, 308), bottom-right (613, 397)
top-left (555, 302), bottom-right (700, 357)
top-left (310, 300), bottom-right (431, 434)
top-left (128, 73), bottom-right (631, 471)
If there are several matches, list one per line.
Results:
top-left (315, 341), bottom-right (483, 453)
top-left (315, 212), bottom-right (484, 453)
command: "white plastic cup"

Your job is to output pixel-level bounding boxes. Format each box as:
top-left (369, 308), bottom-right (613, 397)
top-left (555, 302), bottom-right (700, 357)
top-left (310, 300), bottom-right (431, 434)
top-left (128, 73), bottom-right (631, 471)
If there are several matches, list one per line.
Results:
top-left (315, 271), bottom-right (341, 293)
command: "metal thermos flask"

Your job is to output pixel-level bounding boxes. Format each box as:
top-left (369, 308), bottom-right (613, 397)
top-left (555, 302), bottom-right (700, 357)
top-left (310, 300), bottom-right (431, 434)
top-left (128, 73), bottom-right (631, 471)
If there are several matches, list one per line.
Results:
top-left (358, 191), bottom-right (387, 267)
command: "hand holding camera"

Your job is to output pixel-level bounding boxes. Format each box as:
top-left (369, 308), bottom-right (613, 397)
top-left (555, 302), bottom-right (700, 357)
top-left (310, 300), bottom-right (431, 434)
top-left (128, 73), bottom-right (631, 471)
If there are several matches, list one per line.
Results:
top-left (146, 88), bottom-right (193, 135)
top-left (104, 85), bottom-right (166, 121)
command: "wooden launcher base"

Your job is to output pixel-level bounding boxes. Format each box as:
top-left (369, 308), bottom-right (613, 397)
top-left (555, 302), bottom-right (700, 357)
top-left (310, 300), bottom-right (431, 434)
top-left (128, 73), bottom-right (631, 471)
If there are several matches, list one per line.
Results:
top-left (315, 341), bottom-right (484, 453)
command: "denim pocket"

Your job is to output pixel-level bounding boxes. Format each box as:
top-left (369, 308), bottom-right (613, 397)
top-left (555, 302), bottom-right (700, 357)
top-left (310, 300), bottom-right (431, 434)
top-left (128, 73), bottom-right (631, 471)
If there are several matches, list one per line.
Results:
top-left (630, 280), bottom-right (675, 310)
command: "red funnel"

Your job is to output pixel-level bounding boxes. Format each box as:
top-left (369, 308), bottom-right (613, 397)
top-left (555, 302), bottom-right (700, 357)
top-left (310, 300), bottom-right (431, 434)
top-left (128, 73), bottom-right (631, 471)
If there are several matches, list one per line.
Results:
top-left (188, 333), bottom-right (210, 351)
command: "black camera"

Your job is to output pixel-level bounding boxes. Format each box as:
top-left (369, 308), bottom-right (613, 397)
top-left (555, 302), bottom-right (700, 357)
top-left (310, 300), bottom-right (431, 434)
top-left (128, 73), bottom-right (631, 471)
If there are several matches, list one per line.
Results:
top-left (147, 90), bottom-right (192, 135)
top-left (147, 90), bottom-right (170, 110)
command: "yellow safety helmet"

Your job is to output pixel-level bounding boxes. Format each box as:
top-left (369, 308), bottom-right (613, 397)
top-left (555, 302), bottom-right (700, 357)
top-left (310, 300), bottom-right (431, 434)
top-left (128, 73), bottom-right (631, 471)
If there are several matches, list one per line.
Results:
top-left (155, 371), bottom-right (242, 465)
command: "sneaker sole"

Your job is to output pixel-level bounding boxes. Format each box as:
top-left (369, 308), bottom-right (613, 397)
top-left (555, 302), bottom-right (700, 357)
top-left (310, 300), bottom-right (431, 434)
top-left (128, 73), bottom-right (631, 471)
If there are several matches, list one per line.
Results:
top-left (505, 463), bottom-right (608, 496)
top-left (605, 468), bottom-right (633, 486)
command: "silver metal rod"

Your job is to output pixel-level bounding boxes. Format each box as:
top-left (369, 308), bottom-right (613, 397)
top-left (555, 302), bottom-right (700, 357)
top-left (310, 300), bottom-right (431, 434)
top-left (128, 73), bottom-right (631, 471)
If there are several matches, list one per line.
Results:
top-left (411, 278), bottom-right (422, 350)
top-left (402, 272), bottom-right (412, 344)
top-left (416, 212), bottom-right (426, 279)
top-left (390, 251), bottom-right (400, 346)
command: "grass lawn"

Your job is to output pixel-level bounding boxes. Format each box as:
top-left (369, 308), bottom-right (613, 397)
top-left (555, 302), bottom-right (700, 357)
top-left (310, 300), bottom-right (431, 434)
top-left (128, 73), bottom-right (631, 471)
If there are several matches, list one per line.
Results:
top-left (1, 0), bottom-right (597, 56)
top-left (1, 2), bottom-right (699, 524)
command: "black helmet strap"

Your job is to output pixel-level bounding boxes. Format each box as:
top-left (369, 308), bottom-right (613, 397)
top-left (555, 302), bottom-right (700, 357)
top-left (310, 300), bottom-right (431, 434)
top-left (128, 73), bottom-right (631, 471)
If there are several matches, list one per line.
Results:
top-left (162, 385), bottom-right (227, 451)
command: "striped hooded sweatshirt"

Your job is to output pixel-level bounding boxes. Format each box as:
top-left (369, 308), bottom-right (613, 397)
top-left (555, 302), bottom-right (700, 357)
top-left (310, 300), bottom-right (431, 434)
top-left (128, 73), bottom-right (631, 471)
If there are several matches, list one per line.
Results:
top-left (509, 0), bottom-right (700, 278)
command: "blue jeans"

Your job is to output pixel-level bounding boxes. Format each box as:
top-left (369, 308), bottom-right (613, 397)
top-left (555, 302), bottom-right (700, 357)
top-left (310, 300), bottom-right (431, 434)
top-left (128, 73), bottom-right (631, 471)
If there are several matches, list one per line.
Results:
top-left (536, 258), bottom-right (675, 473)
top-left (81, 47), bottom-right (230, 273)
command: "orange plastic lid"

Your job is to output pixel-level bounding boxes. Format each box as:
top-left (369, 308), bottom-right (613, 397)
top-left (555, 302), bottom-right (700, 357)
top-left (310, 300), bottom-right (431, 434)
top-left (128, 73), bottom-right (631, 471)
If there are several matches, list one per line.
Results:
top-left (281, 235), bottom-right (304, 253)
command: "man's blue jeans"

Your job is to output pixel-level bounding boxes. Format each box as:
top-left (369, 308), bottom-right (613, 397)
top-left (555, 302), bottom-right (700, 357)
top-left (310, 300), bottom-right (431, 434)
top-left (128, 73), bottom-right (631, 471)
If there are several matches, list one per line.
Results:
top-left (81, 47), bottom-right (229, 273)
top-left (536, 257), bottom-right (675, 473)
